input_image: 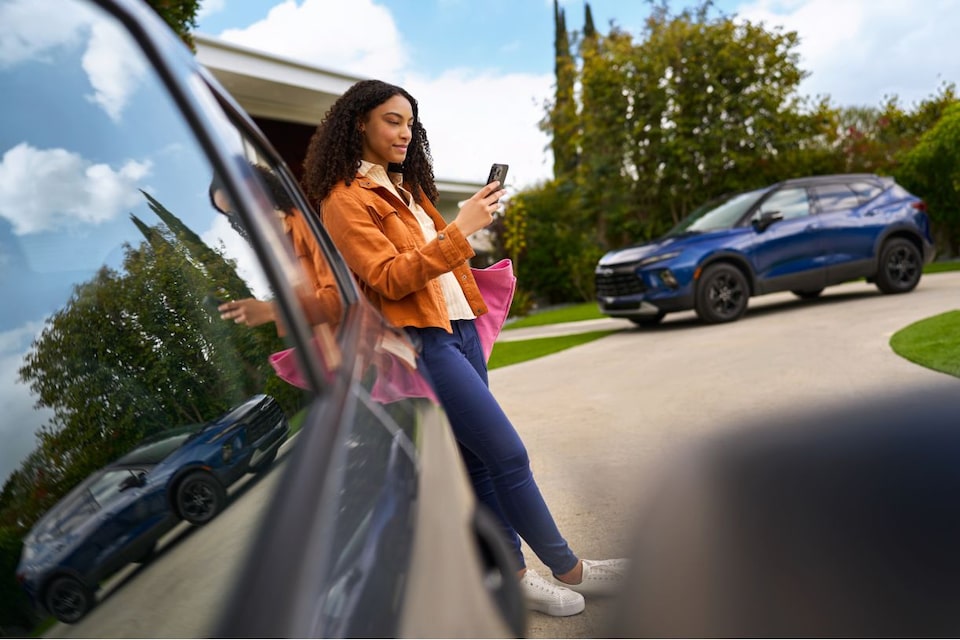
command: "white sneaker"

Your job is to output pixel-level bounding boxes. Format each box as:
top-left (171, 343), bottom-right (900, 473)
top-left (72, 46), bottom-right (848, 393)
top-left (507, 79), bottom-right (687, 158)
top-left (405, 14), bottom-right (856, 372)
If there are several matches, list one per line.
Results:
top-left (562, 558), bottom-right (630, 597)
top-left (520, 568), bottom-right (585, 616)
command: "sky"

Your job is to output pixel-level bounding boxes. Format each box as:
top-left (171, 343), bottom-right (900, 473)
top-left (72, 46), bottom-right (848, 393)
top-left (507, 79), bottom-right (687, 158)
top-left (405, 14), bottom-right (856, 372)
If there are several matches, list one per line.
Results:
top-left (194, 0), bottom-right (960, 189)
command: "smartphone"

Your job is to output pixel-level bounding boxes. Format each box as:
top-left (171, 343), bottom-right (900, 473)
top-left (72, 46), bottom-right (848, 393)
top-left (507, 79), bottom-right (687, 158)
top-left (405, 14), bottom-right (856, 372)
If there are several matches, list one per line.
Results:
top-left (486, 163), bottom-right (509, 203)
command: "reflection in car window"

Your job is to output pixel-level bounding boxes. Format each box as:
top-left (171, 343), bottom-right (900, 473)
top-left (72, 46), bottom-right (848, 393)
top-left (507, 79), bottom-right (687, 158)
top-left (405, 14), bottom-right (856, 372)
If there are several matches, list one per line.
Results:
top-left (758, 187), bottom-right (811, 221)
top-left (849, 181), bottom-right (884, 204)
top-left (812, 183), bottom-right (861, 212)
top-left (669, 188), bottom-right (767, 235)
top-left (0, 0), bottom-right (330, 633)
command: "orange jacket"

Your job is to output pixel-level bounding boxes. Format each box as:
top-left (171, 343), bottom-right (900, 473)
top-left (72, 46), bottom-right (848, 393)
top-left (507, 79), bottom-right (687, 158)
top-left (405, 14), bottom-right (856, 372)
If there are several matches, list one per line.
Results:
top-left (285, 207), bottom-right (343, 327)
top-left (320, 175), bottom-right (488, 331)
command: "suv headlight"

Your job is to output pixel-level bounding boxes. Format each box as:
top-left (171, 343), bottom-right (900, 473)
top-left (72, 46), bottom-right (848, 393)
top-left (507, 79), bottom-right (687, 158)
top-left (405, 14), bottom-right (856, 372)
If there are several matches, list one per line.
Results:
top-left (637, 251), bottom-right (680, 267)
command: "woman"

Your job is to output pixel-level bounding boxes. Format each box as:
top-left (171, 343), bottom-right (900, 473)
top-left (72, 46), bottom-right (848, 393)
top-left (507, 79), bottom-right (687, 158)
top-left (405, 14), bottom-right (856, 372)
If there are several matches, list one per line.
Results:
top-left (302, 79), bottom-right (625, 617)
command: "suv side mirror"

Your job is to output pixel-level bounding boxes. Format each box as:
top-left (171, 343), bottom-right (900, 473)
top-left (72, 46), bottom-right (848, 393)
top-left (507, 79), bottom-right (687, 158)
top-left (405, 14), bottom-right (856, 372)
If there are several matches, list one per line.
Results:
top-left (119, 472), bottom-right (147, 492)
top-left (752, 210), bottom-right (783, 232)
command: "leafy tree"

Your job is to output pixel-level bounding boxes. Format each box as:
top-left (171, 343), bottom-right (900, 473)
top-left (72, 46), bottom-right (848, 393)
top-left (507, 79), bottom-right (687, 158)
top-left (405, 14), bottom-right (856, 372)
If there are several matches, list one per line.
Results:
top-left (503, 181), bottom-right (605, 304)
top-left (818, 83), bottom-right (959, 176)
top-left (578, 25), bottom-right (640, 247)
top-left (896, 102), bottom-right (960, 256)
top-left (144, 0), bottom-right (202, 51)
top-left (623, 3), bottom-right (829, 235)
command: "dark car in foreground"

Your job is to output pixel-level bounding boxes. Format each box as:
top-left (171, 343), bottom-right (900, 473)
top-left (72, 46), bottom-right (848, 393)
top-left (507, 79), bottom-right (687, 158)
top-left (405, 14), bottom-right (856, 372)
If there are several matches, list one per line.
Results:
top-left (16, 395), bottom-right (287, 623)
top-left (596, 174), bottom-right (935, 325)
top-left (1, 0), bottom-right (521, 636)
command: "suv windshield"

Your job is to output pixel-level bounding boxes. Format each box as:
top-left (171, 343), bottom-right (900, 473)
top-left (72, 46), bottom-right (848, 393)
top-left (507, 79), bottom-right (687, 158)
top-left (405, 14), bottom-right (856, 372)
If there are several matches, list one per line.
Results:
top-left (668, 188), bottom-right (768, 236)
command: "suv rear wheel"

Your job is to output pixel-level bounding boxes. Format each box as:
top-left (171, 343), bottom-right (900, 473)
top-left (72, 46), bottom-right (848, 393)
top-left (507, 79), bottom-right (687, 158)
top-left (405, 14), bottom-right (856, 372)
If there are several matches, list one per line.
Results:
top-left (876, 238), bottom-right (922, 294)
top-left (695, 264), bottom-right (749, 324)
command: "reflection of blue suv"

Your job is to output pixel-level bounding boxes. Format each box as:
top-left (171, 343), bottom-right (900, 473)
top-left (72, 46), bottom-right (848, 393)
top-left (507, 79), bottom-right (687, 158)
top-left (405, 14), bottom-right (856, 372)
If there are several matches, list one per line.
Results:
top-left (595, 174), bottom-right (935, 325)
top-left (16, 394), bottom-right (288, 624)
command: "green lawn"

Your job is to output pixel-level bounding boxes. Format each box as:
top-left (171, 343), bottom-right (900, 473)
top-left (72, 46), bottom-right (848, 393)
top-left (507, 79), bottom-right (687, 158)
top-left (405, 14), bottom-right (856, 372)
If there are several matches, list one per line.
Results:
top-left (488, 331), bottom-right (614, 370)
top-left (890, 310), bottom-right (960, 378)
top-left (504, 302), bottom-right (603, 329)
top-left (923, 259), bottom-right (960, 274)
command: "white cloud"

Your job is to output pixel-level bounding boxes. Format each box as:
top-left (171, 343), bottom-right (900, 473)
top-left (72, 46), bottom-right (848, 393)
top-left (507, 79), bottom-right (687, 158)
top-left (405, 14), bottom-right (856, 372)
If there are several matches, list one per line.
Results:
top-left (0, 0), bottom-right (88, 67)
top-left (201, 214), bottom-right (273, 299)
top-left (0, 0), bottom-right (145, 121)
top-left (735, 0), bottom-right (960, 107)
top-left (218, 0), bottom-right (408, 78)
top-left (198, 0), bottom-right (227, 21)
top-left (0, 143), bottom-right (151, 235)
top-left (402, 69), bottom-right (555, 188)
top-left (82, 18), bottom-right (148, 121)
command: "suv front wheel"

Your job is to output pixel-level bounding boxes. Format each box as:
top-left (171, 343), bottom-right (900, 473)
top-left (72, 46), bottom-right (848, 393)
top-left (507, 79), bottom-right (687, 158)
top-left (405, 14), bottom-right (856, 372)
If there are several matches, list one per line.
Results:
top-left (695, 264), bottom-right (749, 324)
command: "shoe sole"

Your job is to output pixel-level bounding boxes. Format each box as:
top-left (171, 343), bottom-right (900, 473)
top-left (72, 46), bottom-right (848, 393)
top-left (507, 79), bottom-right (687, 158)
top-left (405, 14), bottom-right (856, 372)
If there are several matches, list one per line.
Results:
top-left (527, 599), bottom-right (585, 617)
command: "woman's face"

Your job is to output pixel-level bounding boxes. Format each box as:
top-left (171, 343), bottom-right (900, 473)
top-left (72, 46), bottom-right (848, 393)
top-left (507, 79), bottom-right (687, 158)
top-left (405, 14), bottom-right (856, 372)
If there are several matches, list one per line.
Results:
top-left (360, 94), bottom-right (414, 168)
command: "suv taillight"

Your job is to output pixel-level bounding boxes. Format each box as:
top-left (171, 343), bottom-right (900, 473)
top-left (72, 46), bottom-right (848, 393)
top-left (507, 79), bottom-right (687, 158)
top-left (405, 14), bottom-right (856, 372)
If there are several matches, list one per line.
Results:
top-left (912, 201), bottom-right (928, 211)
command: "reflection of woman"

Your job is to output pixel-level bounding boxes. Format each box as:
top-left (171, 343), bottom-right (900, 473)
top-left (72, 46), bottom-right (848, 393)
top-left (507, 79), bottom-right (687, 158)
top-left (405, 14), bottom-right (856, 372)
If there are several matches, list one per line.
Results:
top-left (302, 79), bottom-right (626, 617)
top-left (210, 167), bottom-right (342, 331)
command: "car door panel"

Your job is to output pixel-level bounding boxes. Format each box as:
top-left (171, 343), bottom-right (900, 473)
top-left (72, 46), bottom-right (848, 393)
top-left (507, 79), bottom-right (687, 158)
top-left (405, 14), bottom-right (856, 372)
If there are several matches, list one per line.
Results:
top-left (814, 183), bottom-right (888, 282)
top-left (747, 187), bottom-right (825, 294)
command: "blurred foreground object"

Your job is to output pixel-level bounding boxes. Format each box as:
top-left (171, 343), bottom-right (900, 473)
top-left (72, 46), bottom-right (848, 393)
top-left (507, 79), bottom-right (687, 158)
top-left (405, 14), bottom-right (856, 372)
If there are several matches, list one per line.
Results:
top-left (609, 383), bottom-right (960, 637)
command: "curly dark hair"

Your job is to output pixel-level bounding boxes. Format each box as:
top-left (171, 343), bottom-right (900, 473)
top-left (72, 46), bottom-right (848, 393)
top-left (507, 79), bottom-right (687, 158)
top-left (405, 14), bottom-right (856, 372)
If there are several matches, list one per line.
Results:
top-left (250, 164), bottom-right (296, 213)
top-left (302, 79), bottom-right (438, 207)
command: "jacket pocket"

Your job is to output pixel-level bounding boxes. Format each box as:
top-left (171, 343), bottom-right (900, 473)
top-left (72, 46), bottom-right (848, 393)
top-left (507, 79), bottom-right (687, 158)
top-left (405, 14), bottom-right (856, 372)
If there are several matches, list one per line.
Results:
top-left (369, 205), bottom-right (417, 251)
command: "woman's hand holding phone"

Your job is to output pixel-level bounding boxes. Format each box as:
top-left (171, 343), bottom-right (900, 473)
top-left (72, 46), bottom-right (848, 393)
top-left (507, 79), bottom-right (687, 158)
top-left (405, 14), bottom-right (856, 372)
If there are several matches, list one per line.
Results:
top-left (453, 163), bottom-right (508, 236)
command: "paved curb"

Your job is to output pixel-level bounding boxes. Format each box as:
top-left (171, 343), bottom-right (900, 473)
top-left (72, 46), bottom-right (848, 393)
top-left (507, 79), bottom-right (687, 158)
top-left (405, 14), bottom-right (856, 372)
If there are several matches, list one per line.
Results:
top-left (498, 317), bottom-right (633, 342)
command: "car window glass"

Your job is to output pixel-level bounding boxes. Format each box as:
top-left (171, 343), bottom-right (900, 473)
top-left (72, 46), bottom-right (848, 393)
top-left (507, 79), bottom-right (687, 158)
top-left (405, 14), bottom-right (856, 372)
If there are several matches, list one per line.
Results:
top-left (757, 187), bottom-right (811, 221)
top-left (0, 0), bottom-right (336, 634)
top-left (812, 183), bottom-right (861, 212)
top-left (670, 188), bottom-right (768, 234)
top-left (213, 141), bottom-right (346, 353)
top-left (848, 181), bottom-right (884, 204)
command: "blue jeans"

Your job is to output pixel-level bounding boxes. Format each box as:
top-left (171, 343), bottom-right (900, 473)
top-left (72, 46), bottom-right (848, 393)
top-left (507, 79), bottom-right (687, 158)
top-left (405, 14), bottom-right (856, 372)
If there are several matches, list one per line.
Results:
top-left (408, 319), bottom-right (579, 575)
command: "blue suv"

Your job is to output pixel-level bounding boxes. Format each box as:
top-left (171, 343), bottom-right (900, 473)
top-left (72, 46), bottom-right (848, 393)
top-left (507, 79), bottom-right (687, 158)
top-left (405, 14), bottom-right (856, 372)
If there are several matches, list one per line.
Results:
top-left (16, 394), bottom-right (288, 624)
top-left (595, 174), bottom-right (935, 325)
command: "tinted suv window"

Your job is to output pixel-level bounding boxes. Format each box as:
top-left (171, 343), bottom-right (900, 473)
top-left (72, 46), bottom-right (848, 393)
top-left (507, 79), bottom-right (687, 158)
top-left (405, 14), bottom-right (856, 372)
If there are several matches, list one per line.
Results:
top-left (849, 181), bottom-right (884, 204)
top-left (0, 0), bottom-right (342, 633)
top-left (757, 187), bottom-right (811, 220)
top-left (812, 183), bottom-right (861, 212)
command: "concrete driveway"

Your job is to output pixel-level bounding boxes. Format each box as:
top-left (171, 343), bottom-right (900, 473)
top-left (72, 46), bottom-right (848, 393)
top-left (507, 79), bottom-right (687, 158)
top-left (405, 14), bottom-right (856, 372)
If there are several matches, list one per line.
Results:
top-left (490, 272), bottom-right (960, 638)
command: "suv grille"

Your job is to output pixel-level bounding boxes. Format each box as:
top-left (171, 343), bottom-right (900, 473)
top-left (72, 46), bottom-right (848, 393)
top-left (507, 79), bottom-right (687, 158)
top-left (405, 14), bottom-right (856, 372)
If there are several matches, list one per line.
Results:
top-left (247, 399), bottom-right (284, 442)
top-left (596, 267), bottom-right (646, 297)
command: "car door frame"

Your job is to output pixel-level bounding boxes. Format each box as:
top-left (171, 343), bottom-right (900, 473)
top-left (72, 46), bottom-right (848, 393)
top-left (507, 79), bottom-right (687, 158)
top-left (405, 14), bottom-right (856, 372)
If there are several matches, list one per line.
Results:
top-left (742, 184), bottom-right (827, 295)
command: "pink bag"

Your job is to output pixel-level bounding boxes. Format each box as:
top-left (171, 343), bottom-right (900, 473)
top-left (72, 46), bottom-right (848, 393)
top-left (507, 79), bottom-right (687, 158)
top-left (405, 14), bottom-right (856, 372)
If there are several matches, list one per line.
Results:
top-left (471, 258), bottom-right (517, 362)
top-left (269, 348), bottom-right (304, 388)
top-left (271, 259), bottom-right (518, 403)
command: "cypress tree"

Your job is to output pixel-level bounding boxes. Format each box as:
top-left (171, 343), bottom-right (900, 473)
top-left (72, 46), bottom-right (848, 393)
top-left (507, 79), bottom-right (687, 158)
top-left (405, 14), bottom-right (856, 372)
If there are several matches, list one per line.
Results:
top-left (551, 0), bottom-right (578, 181)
